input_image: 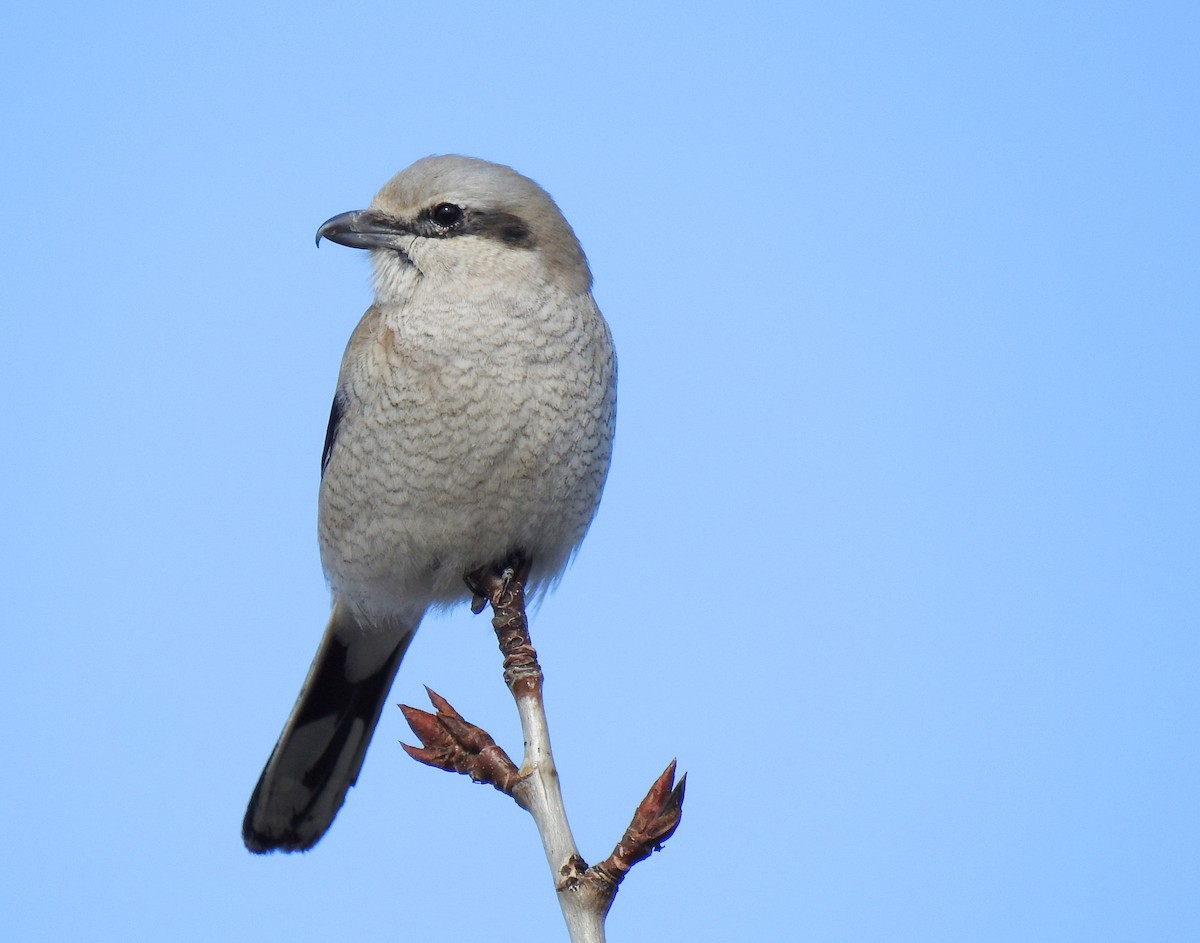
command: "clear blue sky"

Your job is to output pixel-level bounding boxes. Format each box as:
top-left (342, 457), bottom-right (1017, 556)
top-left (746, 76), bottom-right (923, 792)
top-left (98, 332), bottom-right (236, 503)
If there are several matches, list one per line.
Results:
top-left (3, 2), bottom-right (1197, 940)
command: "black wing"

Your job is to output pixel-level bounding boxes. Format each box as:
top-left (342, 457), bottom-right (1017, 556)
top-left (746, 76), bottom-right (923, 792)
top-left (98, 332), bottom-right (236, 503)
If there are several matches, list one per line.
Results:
top-left (321, 391), bottom-right (346, 478)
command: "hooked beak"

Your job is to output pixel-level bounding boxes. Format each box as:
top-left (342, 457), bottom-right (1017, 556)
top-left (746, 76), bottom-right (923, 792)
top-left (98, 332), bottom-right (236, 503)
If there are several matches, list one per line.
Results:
top-left (315, 210), bottom-right (411, 250)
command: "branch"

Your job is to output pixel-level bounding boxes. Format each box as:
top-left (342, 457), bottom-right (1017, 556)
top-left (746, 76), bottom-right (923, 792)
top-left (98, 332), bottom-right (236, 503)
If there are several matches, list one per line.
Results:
top-left (399, 557), bottom-right (684, 941)
top-left (399, 688), bottom-right (520, 795)
top-left (588, 760), bottom-right (686, 899)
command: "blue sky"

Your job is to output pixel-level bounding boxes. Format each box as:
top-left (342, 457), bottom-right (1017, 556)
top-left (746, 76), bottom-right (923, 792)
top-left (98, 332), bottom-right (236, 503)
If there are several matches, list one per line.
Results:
top-left (3, 2), bottom-right (1197, 940)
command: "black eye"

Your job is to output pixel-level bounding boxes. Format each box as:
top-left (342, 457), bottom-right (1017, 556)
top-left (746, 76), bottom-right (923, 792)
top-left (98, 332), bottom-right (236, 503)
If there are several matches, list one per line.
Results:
top-left (431, 202), bottom-right (464, 227)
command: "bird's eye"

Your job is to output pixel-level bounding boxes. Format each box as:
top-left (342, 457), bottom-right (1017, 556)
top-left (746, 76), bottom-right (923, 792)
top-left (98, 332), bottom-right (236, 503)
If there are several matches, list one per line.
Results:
top-left (431, 203), bottom-right (464, 227)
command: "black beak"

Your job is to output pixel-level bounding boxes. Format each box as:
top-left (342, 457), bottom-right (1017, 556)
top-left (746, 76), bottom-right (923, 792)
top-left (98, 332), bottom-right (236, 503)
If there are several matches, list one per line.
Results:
top-left (316, 210), bottom-right (411, 250)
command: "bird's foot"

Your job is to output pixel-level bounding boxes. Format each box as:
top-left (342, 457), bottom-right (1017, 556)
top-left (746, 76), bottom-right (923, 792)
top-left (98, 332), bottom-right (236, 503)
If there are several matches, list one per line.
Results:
top-left (464, 551), bottom-right (532, 613)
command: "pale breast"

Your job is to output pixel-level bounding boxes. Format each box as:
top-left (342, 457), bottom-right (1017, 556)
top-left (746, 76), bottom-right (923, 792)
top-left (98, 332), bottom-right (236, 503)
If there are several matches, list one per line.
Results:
top-left (317, 282), bottom-right (615, 617)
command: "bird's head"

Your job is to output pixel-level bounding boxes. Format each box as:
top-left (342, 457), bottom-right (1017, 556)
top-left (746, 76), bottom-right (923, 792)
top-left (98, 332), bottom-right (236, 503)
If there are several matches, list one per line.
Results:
top-left (316, 155), bottom-right (592, 302)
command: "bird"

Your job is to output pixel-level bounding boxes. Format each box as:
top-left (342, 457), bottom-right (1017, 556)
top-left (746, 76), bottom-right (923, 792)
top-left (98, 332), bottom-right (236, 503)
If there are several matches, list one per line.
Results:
top-left (243, 155), bottom-right (616, 853)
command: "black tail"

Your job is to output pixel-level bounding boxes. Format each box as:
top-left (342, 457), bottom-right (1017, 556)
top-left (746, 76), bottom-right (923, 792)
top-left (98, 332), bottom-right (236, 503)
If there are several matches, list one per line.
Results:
top-left (243, 616), bottom-right (413, 853)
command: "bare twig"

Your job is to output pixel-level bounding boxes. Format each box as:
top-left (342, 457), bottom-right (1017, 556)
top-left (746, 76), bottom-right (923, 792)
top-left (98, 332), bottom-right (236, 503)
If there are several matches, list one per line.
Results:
top-left (398, 688), bottom-right (521, 795)
top-left (585, 760), bottom-right (687, 903)
top-left (400, 556), bottom-right (684, 941)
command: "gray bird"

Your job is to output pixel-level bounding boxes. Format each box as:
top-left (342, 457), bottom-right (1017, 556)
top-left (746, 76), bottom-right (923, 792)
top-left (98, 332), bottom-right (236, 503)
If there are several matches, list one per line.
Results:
top-left (243, 155), bottom-right (616, 853)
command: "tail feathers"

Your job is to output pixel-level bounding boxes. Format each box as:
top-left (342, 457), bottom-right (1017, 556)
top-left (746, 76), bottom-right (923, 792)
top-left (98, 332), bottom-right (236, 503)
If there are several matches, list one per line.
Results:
top-left (243, 616), bottom-right (414, 853)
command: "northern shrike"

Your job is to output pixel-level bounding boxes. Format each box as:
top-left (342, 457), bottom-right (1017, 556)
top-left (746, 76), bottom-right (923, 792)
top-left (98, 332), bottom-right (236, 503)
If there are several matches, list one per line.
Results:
top-left (243, 155), bottom-right (616, 853)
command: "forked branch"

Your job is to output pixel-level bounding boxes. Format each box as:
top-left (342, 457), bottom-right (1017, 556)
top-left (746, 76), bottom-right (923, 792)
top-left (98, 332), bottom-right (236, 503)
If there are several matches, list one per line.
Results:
top-left (400, 557), bottom-right (684, 942)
